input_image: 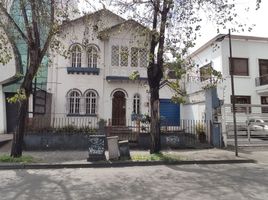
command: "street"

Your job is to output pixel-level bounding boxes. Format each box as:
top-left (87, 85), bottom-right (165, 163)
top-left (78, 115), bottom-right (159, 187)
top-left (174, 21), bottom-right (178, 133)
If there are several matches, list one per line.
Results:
top-left (0, 163), bottom-right (267, 200)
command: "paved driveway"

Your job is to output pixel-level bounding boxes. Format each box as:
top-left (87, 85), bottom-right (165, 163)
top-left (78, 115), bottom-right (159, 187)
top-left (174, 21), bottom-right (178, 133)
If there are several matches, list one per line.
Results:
top-left (0, 163), bottom-right (267, 200)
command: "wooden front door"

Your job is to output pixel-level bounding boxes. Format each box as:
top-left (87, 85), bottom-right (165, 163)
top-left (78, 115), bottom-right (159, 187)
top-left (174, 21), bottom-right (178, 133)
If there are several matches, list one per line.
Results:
top-left (112, 91), bottom-right (126, 126)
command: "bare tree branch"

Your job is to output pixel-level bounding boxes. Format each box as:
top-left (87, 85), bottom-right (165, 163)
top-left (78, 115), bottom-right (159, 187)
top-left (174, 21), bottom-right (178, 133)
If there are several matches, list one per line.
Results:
top-left (40, 0), bottom-right (55, 59)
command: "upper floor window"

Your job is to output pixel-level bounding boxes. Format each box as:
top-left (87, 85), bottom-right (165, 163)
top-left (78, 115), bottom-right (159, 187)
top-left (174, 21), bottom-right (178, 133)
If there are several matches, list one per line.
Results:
top-left (71, 45), bottom-right (82, 68)
top-left (111, 45), bottom-right (119, 66)
top-left (139, 48), bottom-right (147, 68)
top-left (88, 46), bottom-right (98, 68)
top-left (131, 47), bottom-right (147, 68)
top-left (85, 91), bottom-right (97, 114)
top-left (259, 59), bottom-right (268, 85)
top-left (131, 47), bottom-right (139, 67)
top-left (133, 94), bottom-right (140, 114)
top-left (230, 58), bottom-right (249, 76)
top-left (111, 45), bottom-right (147, 68)
top-left (200, 63), bottom-right (212, 82)
top-left (120, 46), bottom-right (129, 67)
top-left (68, 90), bottom-right (81, 114)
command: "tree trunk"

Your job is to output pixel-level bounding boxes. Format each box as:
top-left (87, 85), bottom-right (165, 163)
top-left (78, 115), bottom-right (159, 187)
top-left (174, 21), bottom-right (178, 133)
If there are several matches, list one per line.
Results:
top-left (150, 87), bottom-right (161, 153)
top-left (10, 97), bottom-right (28, 157)
top-left (10, 50), bottom-right (38, 157)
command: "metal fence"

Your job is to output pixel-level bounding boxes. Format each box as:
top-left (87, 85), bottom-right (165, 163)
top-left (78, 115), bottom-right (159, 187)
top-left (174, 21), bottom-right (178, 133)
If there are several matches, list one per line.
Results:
top-left (25, 116), bottom-right (212, 147)
top-left (222, 104), bottom-right (268, 147)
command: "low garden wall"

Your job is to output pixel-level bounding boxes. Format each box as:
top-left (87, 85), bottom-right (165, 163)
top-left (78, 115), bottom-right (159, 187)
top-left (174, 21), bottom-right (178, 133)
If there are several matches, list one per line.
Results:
top-left (138, 132), bottom-right (200, 149)
top-left (23, 131), bottom-right (206, 150)
top-left (23, 133), bottom-right (94, 150)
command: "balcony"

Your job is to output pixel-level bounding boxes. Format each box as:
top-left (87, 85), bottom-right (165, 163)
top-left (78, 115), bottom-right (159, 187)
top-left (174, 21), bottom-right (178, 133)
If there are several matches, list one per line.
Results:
top-left (67, 67), bottom-right (100, 75)
top-left (186, 75), bottom-right (220, 94)
top-left (255, 75), bottom-right (268, 95)
top-left (106, 76), bottom-right (148, 83)
top-left (255, 75), bottom-right (268, 86)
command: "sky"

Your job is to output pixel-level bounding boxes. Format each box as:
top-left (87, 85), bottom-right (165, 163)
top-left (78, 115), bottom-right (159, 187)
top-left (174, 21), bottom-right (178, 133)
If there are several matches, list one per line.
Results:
top-left (78, 0), bottom-right (268, 52)
top-left (193, 0), bottom-right (268, 51)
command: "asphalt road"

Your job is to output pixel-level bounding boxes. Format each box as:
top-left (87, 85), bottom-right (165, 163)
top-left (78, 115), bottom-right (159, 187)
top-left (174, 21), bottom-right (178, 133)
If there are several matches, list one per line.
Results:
top-left (0, 163), bottom-right (267, 200)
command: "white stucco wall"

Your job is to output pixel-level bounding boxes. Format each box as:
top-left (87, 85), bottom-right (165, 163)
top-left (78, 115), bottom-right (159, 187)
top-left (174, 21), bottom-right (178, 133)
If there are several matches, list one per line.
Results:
top-left (48, 10), bottom-right (157, 125)
top-left (0, 85), bottom-right (7, 133)
top-left (183, 36), bottom-right (268, 121)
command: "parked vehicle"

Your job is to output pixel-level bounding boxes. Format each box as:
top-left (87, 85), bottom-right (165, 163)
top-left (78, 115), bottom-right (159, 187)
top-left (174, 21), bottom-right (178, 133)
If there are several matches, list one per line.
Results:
top-left (246, 118), bottom-right (268, 135)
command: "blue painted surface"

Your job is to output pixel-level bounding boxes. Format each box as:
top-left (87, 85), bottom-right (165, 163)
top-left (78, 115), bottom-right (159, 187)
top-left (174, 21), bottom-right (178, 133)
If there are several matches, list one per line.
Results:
top-left (159, 99), bottom-right (180, 126)
top-left (67, 67), bottom-right (100, 75)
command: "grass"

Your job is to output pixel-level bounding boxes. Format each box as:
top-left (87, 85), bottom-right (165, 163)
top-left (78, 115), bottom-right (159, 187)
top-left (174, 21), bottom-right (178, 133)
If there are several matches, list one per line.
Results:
top-left (0, 155), bottom-right (36, 163)
top-left (131, 152), bottom-right (183, 162)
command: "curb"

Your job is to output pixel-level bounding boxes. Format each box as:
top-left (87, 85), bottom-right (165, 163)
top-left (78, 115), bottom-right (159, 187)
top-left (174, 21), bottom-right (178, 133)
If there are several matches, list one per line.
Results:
top-left (0, 159), bottom-right (256, 170)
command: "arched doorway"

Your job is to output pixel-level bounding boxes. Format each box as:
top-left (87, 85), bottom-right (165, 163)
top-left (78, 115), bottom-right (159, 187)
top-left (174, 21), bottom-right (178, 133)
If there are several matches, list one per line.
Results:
top-left (112, 91), bottom-right (126, 126)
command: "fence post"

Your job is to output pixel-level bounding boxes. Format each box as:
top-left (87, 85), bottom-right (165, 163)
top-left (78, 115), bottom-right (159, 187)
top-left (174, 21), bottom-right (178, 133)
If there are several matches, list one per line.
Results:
top-left (246, 106), bottom-right (250, 143)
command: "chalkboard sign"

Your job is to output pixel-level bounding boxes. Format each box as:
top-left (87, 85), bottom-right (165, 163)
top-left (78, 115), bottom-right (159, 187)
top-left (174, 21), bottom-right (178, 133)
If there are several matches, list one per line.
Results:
top-left (87, 135), bottom-right (106, 161)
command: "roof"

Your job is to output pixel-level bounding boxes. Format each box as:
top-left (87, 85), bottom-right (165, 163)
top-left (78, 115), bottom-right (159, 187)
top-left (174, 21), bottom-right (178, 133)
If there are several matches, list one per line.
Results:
top-left (190, 34), bottom-right (268, 58)
top-left (98, 19), bottom-right (150, 39)
top-left (61, 9), bottom-right (125, 28)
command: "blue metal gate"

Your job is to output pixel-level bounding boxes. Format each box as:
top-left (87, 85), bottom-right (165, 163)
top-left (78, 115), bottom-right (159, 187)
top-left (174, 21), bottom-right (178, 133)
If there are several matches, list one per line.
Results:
top-left (159, 99), bottom-right (180, 126)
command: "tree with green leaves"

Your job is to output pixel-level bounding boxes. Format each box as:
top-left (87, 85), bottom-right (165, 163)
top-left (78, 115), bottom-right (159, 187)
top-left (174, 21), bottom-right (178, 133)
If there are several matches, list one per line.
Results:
top-left (113, 0), bottom-right (256, 153)
top-left (0, 0), bottom-right (78, 157)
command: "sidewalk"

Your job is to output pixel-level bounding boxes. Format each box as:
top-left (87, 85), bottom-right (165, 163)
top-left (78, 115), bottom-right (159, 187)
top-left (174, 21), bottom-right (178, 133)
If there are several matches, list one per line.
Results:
top-left (0, 148), bottom-right (257, 170)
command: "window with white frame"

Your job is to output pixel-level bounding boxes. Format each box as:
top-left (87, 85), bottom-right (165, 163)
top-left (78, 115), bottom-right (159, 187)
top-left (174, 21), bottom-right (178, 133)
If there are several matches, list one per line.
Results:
top-left (133, 94), bottom-right (140, 114)
top-left (120, 46), bottom-right (129, 67)
top-left (68, 90), bottom-right (81, 114)
top-left (111, 46), bottom-right (147, 68)
top-left (85, 91), bottom-right (97, 114)
top-left (131, 47), bottom-right (147, 68)
top-left (139, 48), bottom-right (147, 68)
top-left (71, 45), bottom-right (82, 68)
top-left (111, 45), bottom-right (119, 66)
top-left (131, 47), bottom-right (139, 67)
top-left (88, 46), bottom-right (98, 68)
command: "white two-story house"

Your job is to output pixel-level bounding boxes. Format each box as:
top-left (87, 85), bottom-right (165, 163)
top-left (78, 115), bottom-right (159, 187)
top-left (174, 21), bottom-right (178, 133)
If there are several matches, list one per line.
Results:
top-left (47, 9), bottom-right (177, 127)
top-left (183, 34), bottom-right (268, 124)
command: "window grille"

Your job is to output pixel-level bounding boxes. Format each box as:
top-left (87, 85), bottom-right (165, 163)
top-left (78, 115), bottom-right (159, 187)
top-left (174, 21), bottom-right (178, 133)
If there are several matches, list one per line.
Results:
top-left (131, 47), bottom-right (139, 67)
top-left (139, 48), bottom-right (147, 68)
top-left (71, 45), bottom-right (82, 68)
top-left (111, 45), bottom-right (119, 66)
top-left (88, 47), bottom-right (98, 68)
top-left (133, 94), bottom-right (140, 114)
top-left (120, 46), bottom-right (129, 67)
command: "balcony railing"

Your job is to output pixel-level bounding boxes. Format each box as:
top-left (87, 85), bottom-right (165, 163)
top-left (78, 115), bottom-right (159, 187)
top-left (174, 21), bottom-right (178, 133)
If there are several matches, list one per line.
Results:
top-left (255, 74), bottom-right (268, 86)
top-left (67, 67), bottom-right (100, 75)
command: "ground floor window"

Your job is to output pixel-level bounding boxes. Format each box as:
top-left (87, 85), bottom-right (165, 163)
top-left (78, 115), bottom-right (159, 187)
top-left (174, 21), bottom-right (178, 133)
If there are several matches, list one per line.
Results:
top-left (231, 95), bottom-right (251, 113)
top-left (133, 94), bottom-right (140, 114)
top-left (67, 89), bottom-right (98, 115)
top-left (261, 96), bottom-right (268, 113)
top-left (68, 90), bottom-right (81, 114)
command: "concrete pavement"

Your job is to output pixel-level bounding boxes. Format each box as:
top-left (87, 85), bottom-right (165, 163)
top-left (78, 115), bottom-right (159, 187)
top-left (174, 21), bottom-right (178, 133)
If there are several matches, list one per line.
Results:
top-left (0, 163), bottom-right (267, 200)
top-left (0, 148), bottom-right (258, 170)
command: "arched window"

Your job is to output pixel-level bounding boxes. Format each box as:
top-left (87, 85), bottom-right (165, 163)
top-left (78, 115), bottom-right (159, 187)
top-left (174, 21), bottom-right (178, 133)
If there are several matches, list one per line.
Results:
top-left (85, 91), bottom-right (97, 114)
top-left (68, 90), bottom-right (81, 114)
top-left (88, 46), bottom-right (98, 68)
top-left (71, 45), bottom-right (82, 68)
top-left (133, 94), bottom-right (140, 114)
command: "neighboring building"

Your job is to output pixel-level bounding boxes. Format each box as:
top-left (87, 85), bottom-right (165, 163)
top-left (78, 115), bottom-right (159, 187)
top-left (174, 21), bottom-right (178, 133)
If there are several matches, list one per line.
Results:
top-left (0, 0), bottom-right (79, 134)
top-left (183, 34), bottom-right (268, 124)
top-left (47, 9), bottom-right (178, 127)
